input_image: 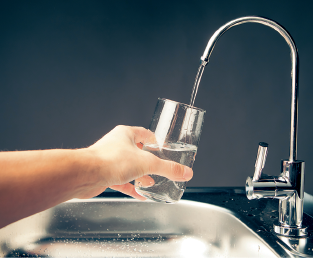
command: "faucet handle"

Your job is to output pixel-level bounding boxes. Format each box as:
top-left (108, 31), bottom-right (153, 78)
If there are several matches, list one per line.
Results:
top-left (253, 142), bottom-right (268, 181)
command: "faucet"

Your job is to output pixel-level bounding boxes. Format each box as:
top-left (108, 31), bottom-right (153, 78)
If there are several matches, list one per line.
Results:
top-left (200, 16), bottom-right (306, 237)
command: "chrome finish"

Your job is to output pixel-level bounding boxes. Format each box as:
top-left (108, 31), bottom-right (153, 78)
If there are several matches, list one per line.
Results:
top-left (246, 148), bottom-right (306, 236)
top-left (253, 142), bottom-right (269, 181)
top-left (199, 16), bottom-right (305, 237)
top-left (200, 16), bottom-right (299, 162)
top-left (274, 222), bottom-right (308, 237)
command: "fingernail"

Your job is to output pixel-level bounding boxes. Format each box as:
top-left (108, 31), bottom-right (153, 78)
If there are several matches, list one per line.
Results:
top-left (147, 179), bottom-right (155, 187)
top-left (183, 166), bottom-right (193, 180)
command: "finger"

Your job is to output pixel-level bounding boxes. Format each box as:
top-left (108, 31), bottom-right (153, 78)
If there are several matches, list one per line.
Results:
top-left (135, 175), bottom-right (155, 187)
top-left (110, 183), bottom-right (146, 201)
top-left (130, 126), bottom-right (156, 145)
top-left (142, 152), bottom-right (193, 182)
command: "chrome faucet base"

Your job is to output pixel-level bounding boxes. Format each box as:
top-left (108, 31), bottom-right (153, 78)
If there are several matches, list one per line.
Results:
top-left (273, 222), bottom-right (308, 237)
top-left (246, 159), bottom-right (307, 237)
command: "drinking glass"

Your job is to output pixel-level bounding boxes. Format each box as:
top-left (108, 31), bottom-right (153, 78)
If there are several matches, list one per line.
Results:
top-left (135, 98), bottom-right (206, 203)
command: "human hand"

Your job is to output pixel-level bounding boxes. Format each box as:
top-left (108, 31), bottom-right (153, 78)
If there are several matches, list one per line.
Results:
top-left (76, 125), bottom-right (193, 200)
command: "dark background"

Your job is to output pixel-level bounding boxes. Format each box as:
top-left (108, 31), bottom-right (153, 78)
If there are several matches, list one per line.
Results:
top-left (1, 1), bottom-right (313, 193)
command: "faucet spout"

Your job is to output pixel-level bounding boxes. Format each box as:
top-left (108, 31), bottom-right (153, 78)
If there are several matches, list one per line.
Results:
top-left (200, 16), bottom-right (299, 162)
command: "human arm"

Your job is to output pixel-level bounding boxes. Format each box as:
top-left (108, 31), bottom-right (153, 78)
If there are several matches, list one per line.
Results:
top-left (0, 125), bottom-right (193, 228)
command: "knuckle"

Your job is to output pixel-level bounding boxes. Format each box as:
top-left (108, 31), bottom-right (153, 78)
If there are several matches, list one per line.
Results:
top-left (146, 154), bottom-right (156, 174)
top-left (171, 162), bottom-right (184, 178)
top-left (145, 152), bottom-right (160, 175)
top-left (114, 125), bottom-right (126, 131)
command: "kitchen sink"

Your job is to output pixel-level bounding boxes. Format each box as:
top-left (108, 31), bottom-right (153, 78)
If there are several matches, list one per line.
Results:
top-left (1, 188), bottom-right (313, 257)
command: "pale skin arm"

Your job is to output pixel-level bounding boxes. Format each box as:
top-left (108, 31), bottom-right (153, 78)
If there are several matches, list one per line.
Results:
top-left (0, 125), bottom-right (193, 229)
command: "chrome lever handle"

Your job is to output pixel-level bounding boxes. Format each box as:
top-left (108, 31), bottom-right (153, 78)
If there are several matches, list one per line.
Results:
top-left (253, 142), bottom-right (268, 181)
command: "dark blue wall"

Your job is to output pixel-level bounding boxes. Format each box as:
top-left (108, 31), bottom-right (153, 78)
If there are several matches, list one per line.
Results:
top-left (1, 1), bottom-right (313, 193)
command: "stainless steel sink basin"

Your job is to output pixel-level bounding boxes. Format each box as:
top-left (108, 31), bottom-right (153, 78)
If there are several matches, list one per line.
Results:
top-left (1, 188), bottom-right (312, 257)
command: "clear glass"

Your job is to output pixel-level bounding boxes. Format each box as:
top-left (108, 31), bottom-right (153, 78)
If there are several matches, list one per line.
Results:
top-left (135, 98), bottom-right (206, 203)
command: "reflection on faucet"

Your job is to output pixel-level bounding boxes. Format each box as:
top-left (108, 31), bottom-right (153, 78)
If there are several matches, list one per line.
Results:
top-left (200, 16), bottom-right (306, 237)
top-left (278, 235), bottom-right (309, 254)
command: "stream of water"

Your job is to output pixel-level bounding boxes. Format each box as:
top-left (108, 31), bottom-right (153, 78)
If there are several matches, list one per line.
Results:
top-left (189, 63), bottom-right (205, 108)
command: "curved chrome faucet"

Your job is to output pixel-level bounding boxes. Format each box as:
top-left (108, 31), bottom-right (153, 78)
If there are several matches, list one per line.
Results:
top-left (200, 16), bottom-right (306, 237)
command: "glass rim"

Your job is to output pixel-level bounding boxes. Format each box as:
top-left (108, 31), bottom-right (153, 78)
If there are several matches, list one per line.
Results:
top-left (158, 98), bottom-right (206, 113)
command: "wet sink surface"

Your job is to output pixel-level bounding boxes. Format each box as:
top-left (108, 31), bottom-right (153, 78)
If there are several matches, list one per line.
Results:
top-left (0, 193), bottom-right (287, 258)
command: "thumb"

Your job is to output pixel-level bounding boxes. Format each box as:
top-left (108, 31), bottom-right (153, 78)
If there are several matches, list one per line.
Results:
top-left (143, 152), bottom-right (193, 182)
